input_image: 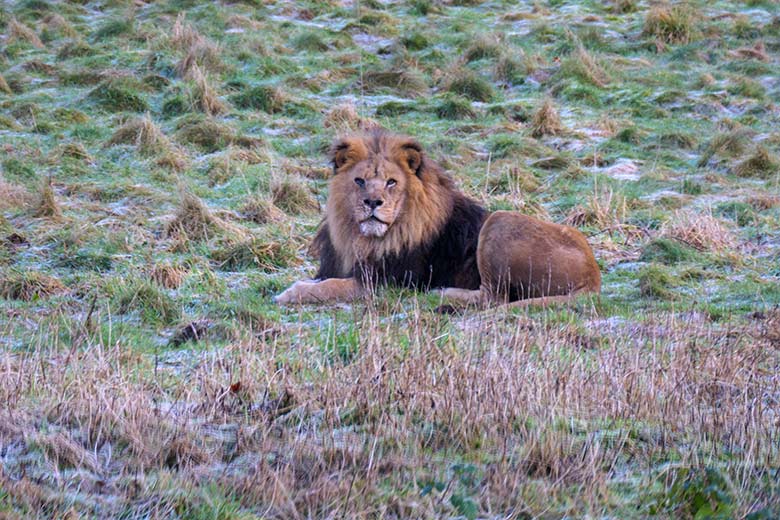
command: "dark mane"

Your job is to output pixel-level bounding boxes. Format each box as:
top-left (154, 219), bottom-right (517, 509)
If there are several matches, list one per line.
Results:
top-left (312, 194), bottom-right (486, 290)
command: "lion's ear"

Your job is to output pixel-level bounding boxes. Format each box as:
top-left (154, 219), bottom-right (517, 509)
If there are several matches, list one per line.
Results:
top-left (400, 141), bottom-right (423, 177)
top-left (331, 137), bottom-right (368, 174)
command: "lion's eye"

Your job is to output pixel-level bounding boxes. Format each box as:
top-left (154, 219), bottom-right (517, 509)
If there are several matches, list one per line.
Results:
top-left (354, 177), bottom-right (365, 187)
top-left (386, 179), bottom-right (397, 187)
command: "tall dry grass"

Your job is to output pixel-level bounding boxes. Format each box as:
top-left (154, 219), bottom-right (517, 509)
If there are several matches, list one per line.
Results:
top-left (1, 301), bottom-right (777, 517)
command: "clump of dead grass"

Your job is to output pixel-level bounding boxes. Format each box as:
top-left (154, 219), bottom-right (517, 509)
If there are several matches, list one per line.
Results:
top-left (212, 237), bottom-right (301, 271)
top-left (170, 15), bottom-right (223, 77)
top-left (175, 115), bottom-right (262, 153)
top-left (42, 13), bottom-right (78, 39)
top-left (271, 178), bottom-right (319, 215)
top-left (564, 185), bottom-right (627, 228)
top-left (165, 190), bottom-right (248, 243)
top-left (7, 18), bottom-right (44, 49)
top-left (530, 97), bottom-right (564, 138)
top-left (0, 74), bottom-right (12, 95)
top-left (733, 146), bottom-right (779, 179)
top-left (0, 270), bottom-right (65, 300)
top-left (323, 102), bottom-right (380, 132)
top-left (0, 175), bottom-right (33, 210)
top-left (186, 63), bottom-right (228, 116)
top-left (361, 68), bottom-right (428, 98)
top-left (240, 195), bottom-right (285, 224)
top-left (643, 2), bottom-right (700, 46)
top-left (560, 45), bottom-right (610, 88)
top-left (58, 142), bottom-right (94, 162)
top-left (697, 127), bottom-right (754, 167)
top-left (149, 262), bottom-right (188, 289)
top-left (105, 114), bottom-right (175, 155)
top-left (33, 180), bottom-right (63, 220)
top-left (661, 209), bottom-right (736, 253)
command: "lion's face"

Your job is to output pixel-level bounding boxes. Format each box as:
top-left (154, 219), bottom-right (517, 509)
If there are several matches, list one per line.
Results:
top-left (344, 156), bottom-right (409, 237)
top-left (328, 133), bottom-right (423, 239)
top-left (323, 130), bottom-right (454, 269)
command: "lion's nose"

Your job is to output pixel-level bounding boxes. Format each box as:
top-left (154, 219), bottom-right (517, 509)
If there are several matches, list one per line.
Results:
top-left (363, 199), bottom-right (383, 210)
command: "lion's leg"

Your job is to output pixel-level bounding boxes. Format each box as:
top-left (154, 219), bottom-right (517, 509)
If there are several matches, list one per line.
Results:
top-left (274, 277), bottom-right (363, 305)
top-left (440, 287), bottom-right (487, 306)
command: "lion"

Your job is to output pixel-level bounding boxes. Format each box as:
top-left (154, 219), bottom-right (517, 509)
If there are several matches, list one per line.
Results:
top-left (274, 130), bottom-right (601, 308)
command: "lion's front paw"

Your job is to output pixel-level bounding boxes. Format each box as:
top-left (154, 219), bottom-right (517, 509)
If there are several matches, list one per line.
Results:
top-left (274, 280), bottom-right (317, 305)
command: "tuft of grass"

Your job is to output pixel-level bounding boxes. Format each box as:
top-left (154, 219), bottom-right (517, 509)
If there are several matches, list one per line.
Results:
top-left (697, 128), bottom-right (753, 167)
top-left (231, 84), bottom-right (285, 113)
top-left (0, 175), bottom-right (33, 210)
top-left (361, 69), bottom-right (428, 98)
top-left (434, 94), bottom-right (476, 119)
top-left (494, 52), bottom-right (527, 85)
top-left (92, 18), bottom-right (133, 41)
top-left (88, 77), bottom-right (149, 112)
top-left (559, 45), bottom-right (610, 88)
top-left (640, 238), bottom-right (696, 265)
top-left (292, 31), bottom-right (329, 52)
top-left (661, 210), bottom-right (736, 253)
top-left (7, 18), bottom-right (44, 48)
top-left (638, 263), bottom-right (677, 299)
top-left (271, 178), bottom-right (319, 215)
top-left (401, 32), bottom-right (429, 51)
top-left (165, 190), bottom-right (248, 243)
top-left (110, 277), bottom-right (180, 325)
top-left (463, 34), bottom-right (501, 62)
top-left (323, 102), bottom-right (379, 132)
top-left (0, 74), bottom-right (12, 94)
top-left (446, 70), bottom-right (495, 102)
top-left (56, 39), bottom-right (92, 59)
top-left (149, 262), bottom-right (188, 289)
top-left (240, 195), bottom-right (285, 224)
top-left (212, 237), bottom-right (300, 271)
top-left (33, 180), bottom-right (62, 220)
top-left (530, 97), bottom-right (564, 138)
top-left (175, 115), bottom-right (261, 153)
top-left (727, 76), bottom-right (765, 100)
top-left (733, 146), bottom-right (779, 179)
top-left (105, 114), bottom-right (175, 156)
top-left (0, 270), bottom-right (65, 301)
top-left (643, 3), bottom-right (700, 46)
top-left (186, 63), bottom-right (228, 116)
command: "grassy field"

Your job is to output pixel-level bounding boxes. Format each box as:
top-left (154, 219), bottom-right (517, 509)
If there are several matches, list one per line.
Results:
top-left (1, 0), bottom-right (779, 517)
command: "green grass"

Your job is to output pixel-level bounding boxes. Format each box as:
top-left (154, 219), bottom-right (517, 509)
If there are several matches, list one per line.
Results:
top-left (0, 0), bottom-right (779, 518)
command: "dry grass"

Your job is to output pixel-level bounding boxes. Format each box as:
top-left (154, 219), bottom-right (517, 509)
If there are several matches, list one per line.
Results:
top-left (164, 190), bottom-right (248, 242)
top-left (271, 178), bottom-right (319, 215)
top-left (734, 146), bottom-right (779, 179)
top-left (33, 180), bottom-right (63, 220)
top-left (0, 74), bottom-right (12, 95)
top-left (170, 14), bottom-right (224, 76)
top-left (561, 45), bottom-right (610, 88)
top-left (149, 262), bottom-right (188, 289)
top-left (661, 209), bottom-right (737, 253)
top-left (7, 18), bottom-right (45, 49)
top-left (530, 97), bottom-right (564, 138)
top-left (564, 184), bottom-right (627, 229)
top-left (186, 63), bottom-right (228, 116)
top-left (240, 195), bottom-right (285, 224)
top-left (0, 175), bottom-right (33, 210)
top-left (42, 13), bottom-right (78, 39)
top-left (643, 2), bottom-right (700, 46)
top-left (698, 127), bottom-right (754, 167)
top-left (105, 114), bottom-right (175, 156)
top-left (0, 306), bottom-right (777, 517)
top-left (323, 102), bottom-right (380, 132)
top-left (0, 271), bottom-right (65, 300)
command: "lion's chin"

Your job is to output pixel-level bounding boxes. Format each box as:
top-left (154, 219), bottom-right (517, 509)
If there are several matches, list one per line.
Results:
top-left (359, 219), bottom-right (389, 237)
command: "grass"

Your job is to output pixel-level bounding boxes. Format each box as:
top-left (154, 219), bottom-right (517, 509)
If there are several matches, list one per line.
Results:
top-left (0, 0), bottom-right (779, 517)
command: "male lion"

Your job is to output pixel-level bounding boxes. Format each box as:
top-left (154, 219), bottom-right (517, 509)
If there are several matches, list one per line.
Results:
top-left (274, 130), bottom-right (600, 307)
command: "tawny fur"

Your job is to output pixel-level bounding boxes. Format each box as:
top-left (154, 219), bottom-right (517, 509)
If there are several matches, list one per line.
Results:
top-left (275, 130), bottom-right (600, 307)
